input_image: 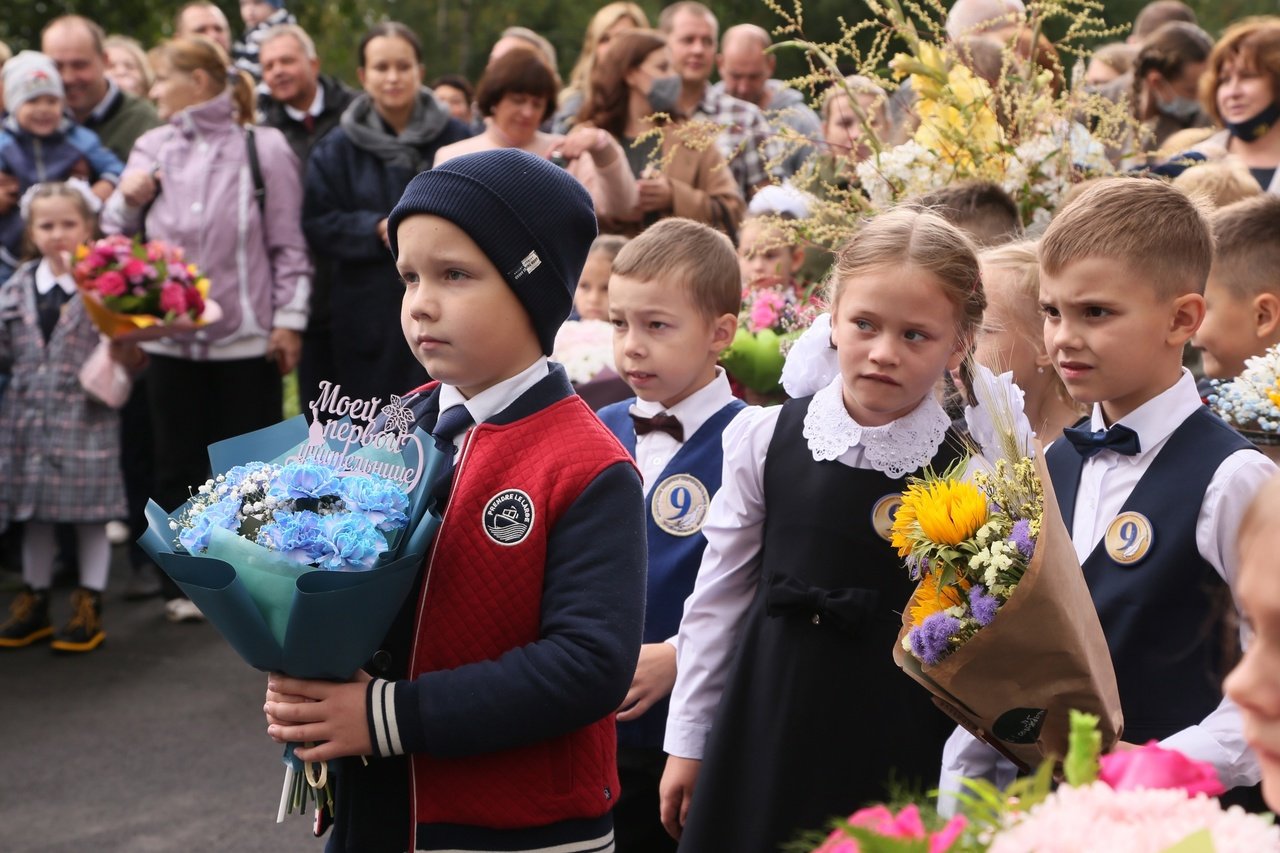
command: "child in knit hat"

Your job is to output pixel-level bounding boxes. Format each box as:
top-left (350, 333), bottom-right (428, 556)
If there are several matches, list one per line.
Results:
top-left (264, 148), bottom-right (646, 852)
top-left (0, 51), bottom-right (123, 283)
top-left (232, 0), bottom-right (297, 82)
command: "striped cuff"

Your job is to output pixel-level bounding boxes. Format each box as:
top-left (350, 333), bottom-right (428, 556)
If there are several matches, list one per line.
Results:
top-left (366, 678), bottom-right (406, 757)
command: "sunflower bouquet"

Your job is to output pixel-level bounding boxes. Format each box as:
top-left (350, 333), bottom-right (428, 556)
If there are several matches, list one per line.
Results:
top-left (889, 366), bottom-right (1122, 770)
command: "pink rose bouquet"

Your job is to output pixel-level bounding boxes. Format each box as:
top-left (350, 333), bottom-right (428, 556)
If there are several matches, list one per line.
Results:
top-left (815, 804), bottom-right (967, 853)
top-left (720, 282), bottom-right (824, 396)
top-left (73, 235), bottom-right (220, 341)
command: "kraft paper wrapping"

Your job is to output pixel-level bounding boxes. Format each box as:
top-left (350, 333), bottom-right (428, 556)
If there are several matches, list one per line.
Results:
top-left (892, 451), bottom-right (1124, 770)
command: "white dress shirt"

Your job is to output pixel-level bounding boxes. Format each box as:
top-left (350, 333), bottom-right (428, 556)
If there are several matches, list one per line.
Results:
top-left (282, 82), bottom-right (325, 123)
top-left (664, 381), bottom-right (950, 759)
top-left (436, 357), bottom-right (549, 452)
top-left (940, 370), bottom-right (1275, 807)
top-left (631, 368), bottom-right (735, 495)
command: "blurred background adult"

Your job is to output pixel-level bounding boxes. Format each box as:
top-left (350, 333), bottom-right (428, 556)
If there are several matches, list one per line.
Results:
top-left (434, 48), bottom-right (638, 220)
top-left (173, 1), bottom-right (233, 55)
top-left (429, 73), bottom-right (474, 123)
top-left (302, 22), bottom-right (470, 405)
top-left (257, 22), bottom-right (357, 412)
top-left (576, 28), bottom-right (743, 236)
top-left (41, 15), bottom-right (161, 162)
top-left (1128, 22), bottom-right (1215, 153)
top-left (554, 2), bottom-right (649, 133)
top-left (102, 36), bottom-right (312, 622)
top-left (1190, 17), bottom-right (1280, 194)
top-left (103, 35), bottom-right (154, 99)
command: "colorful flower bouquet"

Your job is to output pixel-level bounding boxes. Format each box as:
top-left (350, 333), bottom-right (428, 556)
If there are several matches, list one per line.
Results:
top-left (552, 318), bottom-right (632, 409)
top-left (810, 711), bottom-right (1280, 852)
top-left (73, 235), bottom-right (221, 341)
top-left (889, 366), bottom-right (1122, 769)
top-left (138, 392), bottom-right (447, 824)
top-left (720, 282), bottom-right (824, 397)
top-left (1208, 344), bottom-right (1280, 462)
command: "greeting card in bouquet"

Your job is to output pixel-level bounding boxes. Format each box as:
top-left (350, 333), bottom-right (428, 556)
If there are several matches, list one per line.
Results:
top-left (138, 382), bottom-right (447, 825)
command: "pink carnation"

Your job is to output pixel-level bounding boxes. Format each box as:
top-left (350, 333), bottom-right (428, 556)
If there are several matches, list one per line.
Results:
top-left (95, 270), bottom-right (127, 297)
top-left (122, 258), bottom-right (148, 282)
top-left (1100, 742), bottom-right (1226, 797)
top-left (814, 805), bottom-right (966, 853)
top-left (159, 282), bottom-right (189, 316)
top-left (146, 242), bottom-right (165, 262)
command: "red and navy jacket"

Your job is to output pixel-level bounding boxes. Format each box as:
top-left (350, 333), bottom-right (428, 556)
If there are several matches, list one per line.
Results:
top-left (327, 364), bottom-right (647, 853)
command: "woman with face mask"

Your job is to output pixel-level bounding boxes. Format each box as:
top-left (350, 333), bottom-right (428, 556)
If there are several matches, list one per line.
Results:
top-left (573, 29), bottom-right (744, 237)
top-left (1130, 21), bottom-right (1214, 152)
top-left (1188, 18), bottom-right (1280, 195)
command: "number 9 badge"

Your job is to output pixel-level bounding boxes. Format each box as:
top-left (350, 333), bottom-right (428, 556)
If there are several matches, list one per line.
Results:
top-left (1104, 511), bottom-right (1154, 566)
top-left (651, 474), bottom-right (712, 537)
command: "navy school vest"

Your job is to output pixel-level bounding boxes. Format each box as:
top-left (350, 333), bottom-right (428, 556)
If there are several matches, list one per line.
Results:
top-left (597, 396), bottom-right (745, 748)
top-left (1045, 407), bottom-right (1256, 743)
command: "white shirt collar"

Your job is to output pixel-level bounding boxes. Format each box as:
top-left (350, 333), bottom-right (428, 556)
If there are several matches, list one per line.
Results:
top-left (88, 78), bottom-right (121, 123)
top-left (631, 368), bottom-right (735, 444)
top-left (35, 259), bottom-right (77, 297)
top-left (802, 375), bottom-right (950, 478)
top-left (283, 82), bottom-right (326, 122)
top-left (1088, 369), bottom-right (1201, 458)
top-left (437, 356), bottom-right (549, 432)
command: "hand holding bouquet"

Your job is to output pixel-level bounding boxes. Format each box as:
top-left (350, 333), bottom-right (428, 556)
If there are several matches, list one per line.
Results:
top-left (890, 366), bottom-right (1122, 769)
top-left (73, 235), bottom-right (221, 340)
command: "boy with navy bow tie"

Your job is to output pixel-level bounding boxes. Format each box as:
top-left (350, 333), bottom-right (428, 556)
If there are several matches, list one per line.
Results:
top-left (595, 218), bottom-right (742, 852)
top-left (264, 149), bottom-right (646, 853)
top-left (943, 177), bottom-right (1277, 805)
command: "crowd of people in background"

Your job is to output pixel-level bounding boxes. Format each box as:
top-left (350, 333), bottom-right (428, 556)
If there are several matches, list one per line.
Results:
top-left (7, 0), bottom-right (1280, 848)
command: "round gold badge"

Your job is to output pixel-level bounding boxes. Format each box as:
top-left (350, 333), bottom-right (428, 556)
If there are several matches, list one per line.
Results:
top-left (1104, 512), bottom-right (1154, 566)
top-left (651, 474), bottom-right (711, 537)
top-left (871, 494), bottom-right (903, 542)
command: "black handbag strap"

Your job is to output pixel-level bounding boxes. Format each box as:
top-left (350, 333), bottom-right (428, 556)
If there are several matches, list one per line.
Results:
top-left (245, 126), bottom-right (266, 214)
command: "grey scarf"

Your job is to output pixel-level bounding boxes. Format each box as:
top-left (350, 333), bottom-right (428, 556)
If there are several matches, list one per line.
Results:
top-left (340, 88), bottom-right (450, 172)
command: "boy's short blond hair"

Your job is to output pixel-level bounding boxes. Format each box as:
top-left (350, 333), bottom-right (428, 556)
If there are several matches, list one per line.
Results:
top-left (611, 218), bottom-right (741, 319)
top-left (1210, 194), bottom-right (1280, 300)
top-left (1040, 177), bottom-right (1212, 297)
top-left (1173, 160), bottom-right (1263, 211)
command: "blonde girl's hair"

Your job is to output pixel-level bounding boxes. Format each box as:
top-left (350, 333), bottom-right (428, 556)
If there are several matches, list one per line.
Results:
top-left (150, 36), bottom-right (256, 125)
top-left (587, 233), bottom-right (629, 264)
top-left (831, 206), bottom-right (986, 389)
top-left (21, 181), bottom-right (100, 261)
top-left (979, 240), bottom-right (1073, 407)
top-left (563, 2), bottom-right (649, 105)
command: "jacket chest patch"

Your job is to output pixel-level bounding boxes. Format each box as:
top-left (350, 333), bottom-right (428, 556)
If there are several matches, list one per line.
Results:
top-left (482, 489), bottom-right (536, 545)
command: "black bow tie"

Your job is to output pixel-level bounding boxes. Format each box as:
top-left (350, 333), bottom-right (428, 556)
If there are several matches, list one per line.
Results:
top-left (630, 411), bottom-right (684, 443)
top-left (1062, 423), bottom-right (1142, 459)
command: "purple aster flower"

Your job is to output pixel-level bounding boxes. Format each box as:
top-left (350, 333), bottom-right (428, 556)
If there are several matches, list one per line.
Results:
top-left (1010, 518), bottom-right (1035, 559)
top-left (969, 584), bottom-right (999, 627)
top-left (909, 613), bottom-right (961, 665)
top-left (908, 555), bottom-right (929, 581)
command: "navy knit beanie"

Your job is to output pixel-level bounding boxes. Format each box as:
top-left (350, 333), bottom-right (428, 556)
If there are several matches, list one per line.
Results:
top-left (388, 149), bottom-right (599, 355)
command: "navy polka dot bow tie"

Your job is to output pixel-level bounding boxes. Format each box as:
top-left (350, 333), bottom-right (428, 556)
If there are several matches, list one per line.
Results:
top-left (1062, 423), bottom-right (1142, 459)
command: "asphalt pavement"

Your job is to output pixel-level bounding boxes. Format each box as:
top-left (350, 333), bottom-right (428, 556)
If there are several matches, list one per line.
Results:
top-left (0, 546), bottom-right (323, 853)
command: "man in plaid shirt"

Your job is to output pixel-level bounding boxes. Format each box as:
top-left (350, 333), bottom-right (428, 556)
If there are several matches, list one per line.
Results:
top-left (659, 2), bottom-right (781, 201)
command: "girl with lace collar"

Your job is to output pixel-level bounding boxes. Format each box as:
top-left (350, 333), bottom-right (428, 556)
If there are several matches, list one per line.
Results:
top-left (658, 208), bottom-right (986, 853)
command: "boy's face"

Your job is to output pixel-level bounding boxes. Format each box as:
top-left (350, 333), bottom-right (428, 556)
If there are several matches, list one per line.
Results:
top-left (1040, 257), bottom-right (1201, 423)
top-left (240, 0), bottom-right (276, 28)
top-left (738, 221), bottom-right (802, 288)
top-left (16, 95), bottom-right (64, 137)
top-left (1193, 271), bottom-right (1274, 380)
top-left (1225, 517), bottom-right (1280, 813)
top-left (397, 214), bottom-right (544, 400)
top-left (608, 273), bottom-right (735, 409)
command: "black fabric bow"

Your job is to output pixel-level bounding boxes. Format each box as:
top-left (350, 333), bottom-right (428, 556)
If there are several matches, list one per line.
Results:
top-left (1062, 423), bottom-right (1141, 459)
top-left (630, 411), bottom-right (684, 442)
top-left (765, 574), bottom-right (879, 635)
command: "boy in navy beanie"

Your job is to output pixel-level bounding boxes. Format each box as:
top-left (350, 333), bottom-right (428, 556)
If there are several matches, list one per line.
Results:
top-left (265, 149), bottom-right (647, 853)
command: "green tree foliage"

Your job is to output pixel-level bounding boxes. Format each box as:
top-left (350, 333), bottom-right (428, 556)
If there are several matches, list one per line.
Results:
top-left (2, 1), bottom-right (1276, 91)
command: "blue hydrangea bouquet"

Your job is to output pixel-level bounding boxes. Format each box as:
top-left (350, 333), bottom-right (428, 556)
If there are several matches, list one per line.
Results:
top-left (1208, 344), bottom-right (1280, 462)
top-left (138, 399), bottom-right (447, 826)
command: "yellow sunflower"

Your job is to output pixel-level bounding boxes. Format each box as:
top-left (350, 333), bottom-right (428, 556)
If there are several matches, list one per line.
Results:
top-left (909, 574), bottom-right (970, 626)
top-left (913, 480), bottom-right (989, 547)
top-left (890, 482), bottom-right (927, 557)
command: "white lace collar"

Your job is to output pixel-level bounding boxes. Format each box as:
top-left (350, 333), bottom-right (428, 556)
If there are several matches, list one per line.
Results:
top-left (801, 376), bottom-right (950, 478)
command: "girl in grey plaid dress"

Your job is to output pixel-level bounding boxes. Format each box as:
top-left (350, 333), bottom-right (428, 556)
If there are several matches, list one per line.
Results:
top-left (0, 182), bottom-right (126, 654)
